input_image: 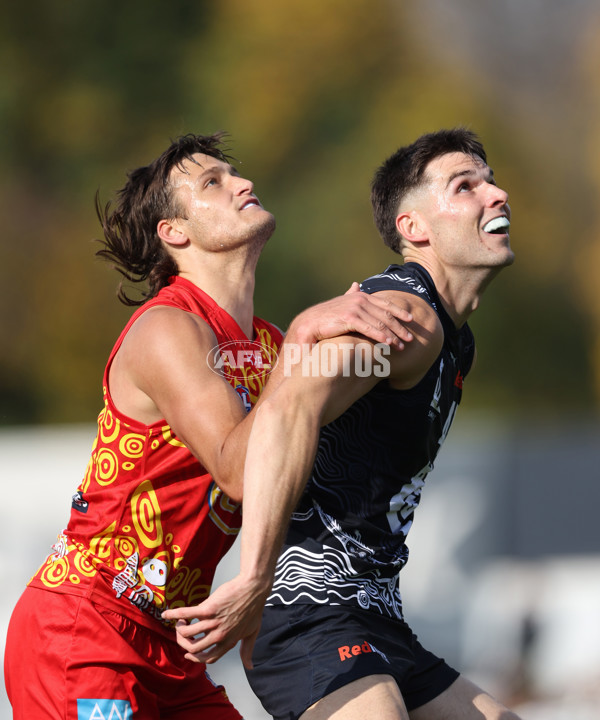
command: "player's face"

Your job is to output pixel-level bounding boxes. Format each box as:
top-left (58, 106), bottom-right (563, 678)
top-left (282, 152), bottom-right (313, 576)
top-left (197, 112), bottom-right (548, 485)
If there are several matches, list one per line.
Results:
top-left (168, 154), bottom-right (276, 252)
top-left (418, 152), bottom-right (514, 271)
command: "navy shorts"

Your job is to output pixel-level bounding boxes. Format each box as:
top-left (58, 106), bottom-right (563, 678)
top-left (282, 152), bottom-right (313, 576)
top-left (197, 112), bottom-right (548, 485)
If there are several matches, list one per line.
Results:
top-left (245, 604), bottom-right (459, 720)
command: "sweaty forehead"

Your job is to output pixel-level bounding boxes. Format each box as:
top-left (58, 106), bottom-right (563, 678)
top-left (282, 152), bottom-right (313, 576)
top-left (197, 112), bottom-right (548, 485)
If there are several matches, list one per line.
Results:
top-left (169, 153), bottom-right (232, 186)
top-left (425, 152), bottom-right (489, 184)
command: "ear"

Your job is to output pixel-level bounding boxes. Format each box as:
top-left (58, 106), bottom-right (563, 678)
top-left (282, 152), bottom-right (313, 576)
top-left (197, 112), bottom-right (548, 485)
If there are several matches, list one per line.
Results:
top-left (157, 218), bottom-right (188, 248)
top-left (396, 211), bottom-right (428, 244)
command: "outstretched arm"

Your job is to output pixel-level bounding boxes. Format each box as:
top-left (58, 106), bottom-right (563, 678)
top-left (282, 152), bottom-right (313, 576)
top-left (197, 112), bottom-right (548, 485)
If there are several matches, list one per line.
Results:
top-left (205, 283), bottom-right (416, 498)
top-left (162, 389), bottom-right (322, 666)
top-left (161, 343), bottom-right (371, 666)
top-left (115, 284), bottom-right (414, 505)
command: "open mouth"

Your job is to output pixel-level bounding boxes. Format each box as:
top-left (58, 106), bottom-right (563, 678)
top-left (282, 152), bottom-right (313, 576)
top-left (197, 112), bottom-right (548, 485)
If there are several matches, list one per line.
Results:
top-left (483, 217), bottom-right (510, 234)
top-left (241, 198), bottom-right (260, 211)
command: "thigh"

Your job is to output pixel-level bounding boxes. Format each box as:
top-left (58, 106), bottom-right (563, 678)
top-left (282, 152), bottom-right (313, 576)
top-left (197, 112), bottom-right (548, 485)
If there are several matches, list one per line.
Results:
top-left (246, 604), bottom-right (416, 720)
top-left (6, 588), bottom-right (161, 719)
top-left (408, 675), bottom-right (522, 720)
top-left (5, 587), bottom-right (79, 719)
top-left (301, 675), bottom-right (409, 720)
top-left (86, 603), bottom-right (242, 720)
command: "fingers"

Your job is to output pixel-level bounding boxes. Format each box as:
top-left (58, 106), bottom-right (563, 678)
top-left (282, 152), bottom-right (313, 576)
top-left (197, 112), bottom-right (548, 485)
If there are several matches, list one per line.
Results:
top-left (162, 576), bottom-right (267, 667)
top-left (172, 616), bottom-right (260, 667)
top-left (240, 629), bottom-right (259, 670)
top-left (176, 622), bottom-right (239, 665)
top-left (290, 288), bottom-right (415, 348)
top-left (365, 294), bottom-right (413, 325)
top-left (352, 323), bottom-right (404, 349)
top-left (172, 619), bottom-right (217, 641)
top-left (361, 299), bottom-right (413, 347)
top-left (171, 616), bottom-right (243, 663)
top-left (338, 293), bottom-right (413, 347)
top-left (162, 605), bottom-right (209, 623)
top-left (183, 652), bottom-right (205, 664)
top-left (184, 638), bottom-right (238, 665)
top-left (174, 622), bottom-right (222, 656)
top-left (350, 311), bottom-right (413, 348)
top-left (184, 628), bottom-right (258, 668)
top-left (373, 313), bottom-right (413, 345)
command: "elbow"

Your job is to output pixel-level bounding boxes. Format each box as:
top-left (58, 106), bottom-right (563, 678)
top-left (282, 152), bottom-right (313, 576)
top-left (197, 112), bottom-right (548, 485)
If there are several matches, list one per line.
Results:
top-left (215, 479), bottom-right (243, 505)
top-left (226, 484), bottom-right (244, 505)
top-left (212, 473), bottom-right (244, 505)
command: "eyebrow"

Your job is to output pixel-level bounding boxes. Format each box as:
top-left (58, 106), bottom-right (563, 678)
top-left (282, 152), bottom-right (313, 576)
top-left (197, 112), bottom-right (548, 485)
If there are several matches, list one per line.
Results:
top-left (195, 163), bottom-right (240, 182)
top-left (446, 165), bottom-right (494, 188)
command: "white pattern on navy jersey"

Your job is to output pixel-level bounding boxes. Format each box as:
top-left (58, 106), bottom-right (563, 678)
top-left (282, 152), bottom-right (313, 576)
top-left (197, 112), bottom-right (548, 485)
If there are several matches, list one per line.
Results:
top-left (267, 263), bottom-right (475, 620)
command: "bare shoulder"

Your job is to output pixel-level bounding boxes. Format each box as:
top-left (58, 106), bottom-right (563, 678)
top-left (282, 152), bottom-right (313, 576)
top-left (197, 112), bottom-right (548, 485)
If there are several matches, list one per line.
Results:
top-left (109, 305), bottom-right (219, 424)
top-left (372, 289), bottom-right (444, 390)
top-left (106, 303), bottom-right (252, 499)
top-left (369, 288), bottom-right (441, 334)
top-left (280, 289), bottom-right (445, 426)
top-left (123, 305), bottom-right (217, 353)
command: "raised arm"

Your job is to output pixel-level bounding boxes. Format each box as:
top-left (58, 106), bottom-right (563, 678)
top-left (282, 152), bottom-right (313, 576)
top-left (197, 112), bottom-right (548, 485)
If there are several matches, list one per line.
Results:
top-left (162, 290), bottom-right (443, 665)
top-left (110, 286), bottom-right (416, 504)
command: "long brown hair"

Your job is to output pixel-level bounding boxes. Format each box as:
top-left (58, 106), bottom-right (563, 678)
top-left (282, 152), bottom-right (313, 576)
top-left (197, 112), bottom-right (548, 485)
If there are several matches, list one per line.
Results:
top-left (96, 132), bottom-right (232, 306)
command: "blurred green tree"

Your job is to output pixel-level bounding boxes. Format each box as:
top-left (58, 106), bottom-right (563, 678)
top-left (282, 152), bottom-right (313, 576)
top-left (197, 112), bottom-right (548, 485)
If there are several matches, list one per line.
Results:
top-left (0, 0), bottom-right (596, 424)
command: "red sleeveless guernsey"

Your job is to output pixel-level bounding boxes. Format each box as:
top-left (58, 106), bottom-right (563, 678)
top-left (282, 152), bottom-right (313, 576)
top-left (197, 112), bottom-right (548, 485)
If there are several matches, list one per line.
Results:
top-left (28, 276), bottom-right (283, 637)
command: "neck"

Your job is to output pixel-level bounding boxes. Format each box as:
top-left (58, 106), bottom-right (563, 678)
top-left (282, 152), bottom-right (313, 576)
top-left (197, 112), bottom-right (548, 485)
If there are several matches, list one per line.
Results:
top-left (177, 248), bottom-right (258, 337)
top-left (405, 255), bottom-right (500, 328)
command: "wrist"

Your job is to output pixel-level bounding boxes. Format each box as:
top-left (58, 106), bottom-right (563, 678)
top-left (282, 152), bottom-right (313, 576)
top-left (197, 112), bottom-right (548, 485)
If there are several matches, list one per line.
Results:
top-left (285, 314), bottom-right (317, 347)
top-left (239, 547), bottom-right (279, 592)
top-left (238, 568), bottom-right (274, 597)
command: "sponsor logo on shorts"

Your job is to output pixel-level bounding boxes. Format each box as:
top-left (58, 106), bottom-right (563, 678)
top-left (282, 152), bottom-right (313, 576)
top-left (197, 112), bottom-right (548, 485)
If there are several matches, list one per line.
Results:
top-left (77, 698), bottom-right (132, 719)
top-left (337, 640), bottom-right (390, 663)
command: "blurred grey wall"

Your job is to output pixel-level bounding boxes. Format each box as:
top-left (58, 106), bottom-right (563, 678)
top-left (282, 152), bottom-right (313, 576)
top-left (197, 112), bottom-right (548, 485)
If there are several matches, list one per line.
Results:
top-left (1, 416), bottom-right (599, 718)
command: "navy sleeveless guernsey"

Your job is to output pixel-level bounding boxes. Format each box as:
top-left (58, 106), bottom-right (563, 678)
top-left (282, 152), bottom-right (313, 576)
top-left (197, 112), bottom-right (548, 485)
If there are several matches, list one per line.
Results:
top-left (266, 262), bottom-right (475, 620)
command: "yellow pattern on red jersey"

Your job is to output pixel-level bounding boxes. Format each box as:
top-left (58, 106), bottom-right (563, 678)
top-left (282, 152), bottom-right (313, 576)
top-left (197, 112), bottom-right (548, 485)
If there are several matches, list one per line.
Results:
top-left (28, 277), bottom-right (282, 634)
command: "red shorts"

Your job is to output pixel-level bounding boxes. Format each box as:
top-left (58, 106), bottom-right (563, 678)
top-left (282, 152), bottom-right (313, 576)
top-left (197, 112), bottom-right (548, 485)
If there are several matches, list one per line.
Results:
top-left (4, 586), bottom-right (243, 720)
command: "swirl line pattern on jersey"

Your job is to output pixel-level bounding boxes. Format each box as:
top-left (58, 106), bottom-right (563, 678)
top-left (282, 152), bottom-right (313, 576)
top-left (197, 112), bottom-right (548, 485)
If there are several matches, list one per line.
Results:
top-left (268, 542), bottom-right (404, 617)
top-left (269, 546), bottom-right (326, 604)
top-left (269, 502), bottom-right (405, 618)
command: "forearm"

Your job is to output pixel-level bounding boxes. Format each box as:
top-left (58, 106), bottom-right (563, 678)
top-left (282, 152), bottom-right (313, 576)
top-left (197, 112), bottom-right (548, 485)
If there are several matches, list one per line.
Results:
top-left (209, 324), bottom-right (324, 497)
top-left (206, 289), bottom-right (414, 497)
top-left (161, 394), bottom-right (320, 668)
top-left (238, 390), bottom-right (321, 591)
top-left (162, 339), bottom-right (388, 665)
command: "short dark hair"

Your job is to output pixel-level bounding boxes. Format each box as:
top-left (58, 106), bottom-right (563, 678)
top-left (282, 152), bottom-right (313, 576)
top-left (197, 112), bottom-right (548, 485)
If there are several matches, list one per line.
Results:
top-left (96, 132), bottom-right (233, 306)
top-left (371, 128), bottom-right (487, 253)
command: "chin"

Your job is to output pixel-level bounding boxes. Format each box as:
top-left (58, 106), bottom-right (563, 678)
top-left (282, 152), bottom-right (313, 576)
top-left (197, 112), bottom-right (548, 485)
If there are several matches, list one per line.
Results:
top-left (491, 243), bottom-right (515, 268)
top-left (249, 213), bottom-right (276, 248)
top-left (502, 249), bottom-right (516, 267)
top-left (261, 212), bottom-right (277, 237)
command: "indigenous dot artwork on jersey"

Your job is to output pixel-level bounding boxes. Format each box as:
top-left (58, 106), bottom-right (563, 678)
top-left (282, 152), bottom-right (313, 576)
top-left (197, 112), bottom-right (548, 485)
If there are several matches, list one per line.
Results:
top-left (29, 276), bottom-right (283, 630)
